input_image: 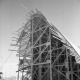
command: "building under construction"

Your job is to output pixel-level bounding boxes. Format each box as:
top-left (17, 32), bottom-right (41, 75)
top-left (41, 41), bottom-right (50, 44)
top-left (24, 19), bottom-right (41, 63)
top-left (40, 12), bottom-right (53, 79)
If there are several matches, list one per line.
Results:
top-left (16, 10), bottom-right (80, 80)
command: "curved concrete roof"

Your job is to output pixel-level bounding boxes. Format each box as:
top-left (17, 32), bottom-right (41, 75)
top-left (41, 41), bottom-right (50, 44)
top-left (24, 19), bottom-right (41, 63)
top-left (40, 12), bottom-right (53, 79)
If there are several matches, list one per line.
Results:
top-left (52, 25), bottom-right (80, 63)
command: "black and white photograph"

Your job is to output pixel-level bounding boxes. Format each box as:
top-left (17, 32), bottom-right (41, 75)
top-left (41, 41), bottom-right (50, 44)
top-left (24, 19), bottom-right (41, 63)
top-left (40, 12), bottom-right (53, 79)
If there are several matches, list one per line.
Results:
top-left (0, 0), bottom-right (80, 80)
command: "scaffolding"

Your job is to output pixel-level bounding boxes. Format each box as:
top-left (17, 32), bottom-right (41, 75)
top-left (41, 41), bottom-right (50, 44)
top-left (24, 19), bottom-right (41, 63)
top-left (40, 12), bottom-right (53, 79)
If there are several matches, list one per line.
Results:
top-left (16, 10), bottom-right (80, 80)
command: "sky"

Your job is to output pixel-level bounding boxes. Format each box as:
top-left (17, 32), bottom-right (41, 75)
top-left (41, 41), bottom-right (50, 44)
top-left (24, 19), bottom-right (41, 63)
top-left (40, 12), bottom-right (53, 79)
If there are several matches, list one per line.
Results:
top-left (0, 0), bottom-right (80, 78)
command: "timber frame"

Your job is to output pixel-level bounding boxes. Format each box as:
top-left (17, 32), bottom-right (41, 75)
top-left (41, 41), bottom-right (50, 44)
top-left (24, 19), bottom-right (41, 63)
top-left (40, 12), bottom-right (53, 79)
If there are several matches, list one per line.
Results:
top-left (16, 10), bottom-right (80, 80)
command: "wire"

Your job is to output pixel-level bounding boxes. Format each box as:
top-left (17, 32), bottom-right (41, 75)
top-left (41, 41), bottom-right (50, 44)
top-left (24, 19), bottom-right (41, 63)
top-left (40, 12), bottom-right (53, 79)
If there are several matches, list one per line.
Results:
top-left (19, 0), bottom-right (29, 12)
top-left (1, 47), bottom-right (16, 69)
top-left (1, 0), bottom-right (29, 71)
top-left (1, 53), bottom-right (12, 68)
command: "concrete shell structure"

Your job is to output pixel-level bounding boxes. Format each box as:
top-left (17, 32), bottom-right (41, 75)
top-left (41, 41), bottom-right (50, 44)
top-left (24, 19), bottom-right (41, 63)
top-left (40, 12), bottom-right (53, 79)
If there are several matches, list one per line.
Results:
top-left (16, 11), bottom-right (80, 80)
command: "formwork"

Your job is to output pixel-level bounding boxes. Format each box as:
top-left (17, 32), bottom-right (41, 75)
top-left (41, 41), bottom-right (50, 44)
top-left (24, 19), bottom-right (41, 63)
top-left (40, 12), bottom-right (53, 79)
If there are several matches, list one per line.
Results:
top-left (16, 11), bottom-right (80, 80)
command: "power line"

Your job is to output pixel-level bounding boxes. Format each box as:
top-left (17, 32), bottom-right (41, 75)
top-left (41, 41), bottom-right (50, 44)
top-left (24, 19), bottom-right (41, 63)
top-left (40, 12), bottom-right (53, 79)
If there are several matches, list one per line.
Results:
top-left (19, 0), bottom-right (29, 12)
top-left (1, 47), bottom-right (16, 69)
top-left (1, 0), bottom-right (29, 71)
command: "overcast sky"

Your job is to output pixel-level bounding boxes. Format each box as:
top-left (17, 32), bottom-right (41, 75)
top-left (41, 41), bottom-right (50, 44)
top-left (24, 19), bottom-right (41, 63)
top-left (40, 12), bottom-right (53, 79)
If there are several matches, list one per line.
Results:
top-left (0, 0), bottom-right (80, 77)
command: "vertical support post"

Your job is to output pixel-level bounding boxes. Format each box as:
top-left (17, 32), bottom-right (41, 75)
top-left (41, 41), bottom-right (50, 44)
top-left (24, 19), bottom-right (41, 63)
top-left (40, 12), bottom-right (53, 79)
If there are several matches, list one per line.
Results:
top-left (17, 47), bottom-right (20, 80)
top-left (49, 27), bottom-right (52, 80)
top-left (39, 26), bottom-right (41, 80)
top-left (22, 70), bottom-right (23, 80)
top-left (70, 54), bottom-right (73, 80)
top-left (0, 72), bottom-right (3, 79)
top-left (66, 48), bottom-right (69, 80)
top-left (57, 40), bottom-right (60, 80)
top-left (17, 41), bottom-right (21, 80)
top-left (31, 19), bottom-right (33, 80)
top-left (17, 69), bottom-right (19, 80)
